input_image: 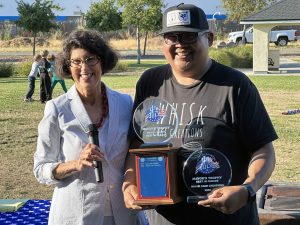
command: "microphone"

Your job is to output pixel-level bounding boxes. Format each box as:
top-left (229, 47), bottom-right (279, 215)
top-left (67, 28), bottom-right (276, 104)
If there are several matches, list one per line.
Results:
top-left (88, 124), bottom-right (103, 183)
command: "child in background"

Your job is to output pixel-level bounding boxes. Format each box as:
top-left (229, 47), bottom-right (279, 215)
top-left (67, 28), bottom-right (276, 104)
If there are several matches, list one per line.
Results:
top-left (47, 54), bottom-right (67, 96)
top-left (39, 49), bottom-right (52, 103)
top-left (24, 54), bottom-right (42, 102)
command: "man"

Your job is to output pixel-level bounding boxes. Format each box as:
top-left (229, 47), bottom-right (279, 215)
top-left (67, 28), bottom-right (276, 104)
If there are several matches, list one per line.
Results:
top-left (123, 3), bottom-right (277, 225)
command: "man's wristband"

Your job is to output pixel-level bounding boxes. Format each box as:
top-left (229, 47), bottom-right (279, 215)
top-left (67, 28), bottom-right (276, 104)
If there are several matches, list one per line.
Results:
top-left (242, 184), bottom-right (256, 203)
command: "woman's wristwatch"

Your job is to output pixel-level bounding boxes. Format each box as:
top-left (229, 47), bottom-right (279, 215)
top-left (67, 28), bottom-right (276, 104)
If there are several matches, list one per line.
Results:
top-left (242, 184), bottom-right (256, 203)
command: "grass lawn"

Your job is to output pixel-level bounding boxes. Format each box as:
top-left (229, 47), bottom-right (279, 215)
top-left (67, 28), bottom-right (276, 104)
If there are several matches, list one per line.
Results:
top-left (0, 71), bottom-right (299, 199)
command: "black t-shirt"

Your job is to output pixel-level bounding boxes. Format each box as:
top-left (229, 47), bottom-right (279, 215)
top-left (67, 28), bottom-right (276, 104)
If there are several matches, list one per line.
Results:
top-left (132, 60), bottom-right (278, 225)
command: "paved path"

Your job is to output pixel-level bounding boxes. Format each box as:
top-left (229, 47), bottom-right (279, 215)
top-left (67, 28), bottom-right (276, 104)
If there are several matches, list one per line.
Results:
top-left (1, 51), bottom-right (300, 75)
top-left (238, 58), bottom-right (300, 75)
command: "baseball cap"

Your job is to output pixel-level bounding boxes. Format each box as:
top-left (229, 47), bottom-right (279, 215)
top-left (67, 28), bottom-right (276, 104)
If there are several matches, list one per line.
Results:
top-left (159, 3), bottom-right (209, 35)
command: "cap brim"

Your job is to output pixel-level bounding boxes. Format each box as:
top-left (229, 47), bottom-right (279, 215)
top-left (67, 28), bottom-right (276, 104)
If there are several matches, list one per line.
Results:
top-left (158, 27), bottom-right (205, 35)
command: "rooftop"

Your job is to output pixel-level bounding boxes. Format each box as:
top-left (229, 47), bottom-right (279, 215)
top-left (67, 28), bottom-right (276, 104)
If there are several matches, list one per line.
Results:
top-left (241, 0), bottom-right (300, 22)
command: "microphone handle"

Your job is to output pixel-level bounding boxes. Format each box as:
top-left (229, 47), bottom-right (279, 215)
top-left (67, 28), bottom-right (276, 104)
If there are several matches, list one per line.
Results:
top-left (88, 132), bottom-right (104, 183)
top-left (94, 160), bottom-right (103, 183)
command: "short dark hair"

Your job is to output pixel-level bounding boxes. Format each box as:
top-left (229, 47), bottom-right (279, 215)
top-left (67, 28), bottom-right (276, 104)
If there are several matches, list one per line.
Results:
top-left (56, 30), bottom-right (118, 78)
top-left (47, 54), bottom-right (55, 61)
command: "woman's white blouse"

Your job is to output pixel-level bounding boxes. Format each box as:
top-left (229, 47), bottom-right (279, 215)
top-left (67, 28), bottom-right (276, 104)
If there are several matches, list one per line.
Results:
top-left (34, 84), bottom-right (137, 225)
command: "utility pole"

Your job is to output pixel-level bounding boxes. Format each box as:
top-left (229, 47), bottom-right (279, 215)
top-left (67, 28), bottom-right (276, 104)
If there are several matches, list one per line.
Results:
top-left (212, 12), bottom-right (221, 36)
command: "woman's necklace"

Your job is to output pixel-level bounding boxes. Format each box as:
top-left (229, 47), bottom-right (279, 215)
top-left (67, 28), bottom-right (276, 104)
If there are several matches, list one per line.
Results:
top-left (97, 82), bottom-right (109, 128)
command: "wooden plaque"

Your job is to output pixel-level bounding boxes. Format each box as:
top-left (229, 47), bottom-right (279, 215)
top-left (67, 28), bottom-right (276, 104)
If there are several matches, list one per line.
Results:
top-left (129, 146), bottom-right (182, 205)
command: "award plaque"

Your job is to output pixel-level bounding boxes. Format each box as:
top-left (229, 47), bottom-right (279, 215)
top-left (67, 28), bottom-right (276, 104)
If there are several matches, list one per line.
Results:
top-left (181, 118), bottom-right (232, 203)
top-left (129, 98), bottom-right (182, 205)
top-left (182, 148), bottom-right (232, 203)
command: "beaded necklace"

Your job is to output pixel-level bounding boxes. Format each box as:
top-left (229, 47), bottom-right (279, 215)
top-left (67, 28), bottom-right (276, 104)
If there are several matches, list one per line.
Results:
top-left (97, 82), bottom-right (109, 128)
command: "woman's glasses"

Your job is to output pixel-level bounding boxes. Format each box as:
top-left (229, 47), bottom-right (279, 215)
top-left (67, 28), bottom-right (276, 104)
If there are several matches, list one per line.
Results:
top-left (163, 32), bottom-right (208, 45)
top-left (69, 56), bottom-right (100, 68)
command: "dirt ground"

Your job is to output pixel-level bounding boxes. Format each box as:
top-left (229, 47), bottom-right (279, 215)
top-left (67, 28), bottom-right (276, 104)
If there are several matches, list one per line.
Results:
top-left (0, 37), bottom-right (49, 48)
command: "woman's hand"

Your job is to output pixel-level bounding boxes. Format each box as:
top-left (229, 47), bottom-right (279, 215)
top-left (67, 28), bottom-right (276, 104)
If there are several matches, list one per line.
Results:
top-left (75, 143), bottom-right (104, 171)
top-left (52, 143), bottom-right (104, 180)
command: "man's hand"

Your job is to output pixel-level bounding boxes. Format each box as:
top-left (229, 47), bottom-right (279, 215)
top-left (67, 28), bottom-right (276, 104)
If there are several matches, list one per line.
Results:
top-left (122, 182), bottom-right (143, 210)
top-left (122, 140), bottom-right (156, 210)
top-left (198, 185), bottom-right (248, 214)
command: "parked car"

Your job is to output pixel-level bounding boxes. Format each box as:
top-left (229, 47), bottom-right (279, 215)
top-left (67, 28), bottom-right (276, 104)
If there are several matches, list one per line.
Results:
top-left (228, 27), bottom-right (300, 46)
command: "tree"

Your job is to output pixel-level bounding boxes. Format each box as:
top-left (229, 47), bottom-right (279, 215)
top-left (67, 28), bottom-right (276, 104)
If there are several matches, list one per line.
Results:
top-left (118, 0), bottom-right (163, 63)
top-left (221, 0), bottom-right (277, 44)
top-left (85, 0), bottom-right (122, 32)
top-left (221, 0), bottom-right (278, 22)
top-left (16, 0), bottom-right (63, 56)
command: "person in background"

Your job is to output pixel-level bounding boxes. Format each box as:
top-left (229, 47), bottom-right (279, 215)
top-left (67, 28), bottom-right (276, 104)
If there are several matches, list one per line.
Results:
top-left (47, 53), bottom-right (68, 97)
top-left (34, 30), bottom-right (143, 225)
top-left (39, 49), bottom-right (52, 103)
top-left (123, 3), bottom-right (277, 225)
top-left (24, 54), bottom-right (42, 102)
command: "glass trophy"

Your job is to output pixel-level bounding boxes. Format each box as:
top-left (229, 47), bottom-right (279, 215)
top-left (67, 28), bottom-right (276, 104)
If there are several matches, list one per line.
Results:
top-left (133, 98), bottom-right (178, 144)
top-left (181, 118), bottom-right (232, 204)
top-left (182, 148), bottom-right (232, 203)
top-left (129, 98), bottom-right (182, 205)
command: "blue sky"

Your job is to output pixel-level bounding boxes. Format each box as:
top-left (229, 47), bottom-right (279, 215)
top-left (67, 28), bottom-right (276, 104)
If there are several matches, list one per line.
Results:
top-left (0, 0), bottom-right (224, 16)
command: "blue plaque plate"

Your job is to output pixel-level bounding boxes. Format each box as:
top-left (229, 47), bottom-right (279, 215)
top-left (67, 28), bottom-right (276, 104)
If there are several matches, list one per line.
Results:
top-left (138, 156), bottom-right (167, 197)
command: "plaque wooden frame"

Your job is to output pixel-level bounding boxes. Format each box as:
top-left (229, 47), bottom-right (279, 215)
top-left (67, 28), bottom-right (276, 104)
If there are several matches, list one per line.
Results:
top-left (129, 146), bottom-right (182, 205)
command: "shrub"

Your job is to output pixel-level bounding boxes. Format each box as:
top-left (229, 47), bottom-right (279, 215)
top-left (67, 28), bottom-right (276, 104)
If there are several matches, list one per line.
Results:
top-left (209, 46), bottom-right (253, 68)
top-left (14, 61), bottom-right (32, 77)
top-left (51, 29), bottom-right (65, 40)
top-left (209, 50), bottom-right (231, 67)
top-left (228, 46), bottom-right (253, 68)
top-left (0, 63), bottom-right (15, 77)
top-left (112, 61), bottom-right (129, 72)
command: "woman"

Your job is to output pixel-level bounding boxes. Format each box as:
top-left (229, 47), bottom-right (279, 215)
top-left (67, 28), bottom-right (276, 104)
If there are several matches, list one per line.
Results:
top-left (34, 30), bottom-right (138, 225)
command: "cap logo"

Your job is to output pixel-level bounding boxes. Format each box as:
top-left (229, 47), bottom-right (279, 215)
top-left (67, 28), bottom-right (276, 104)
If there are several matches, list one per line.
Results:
top-left (166, 10), bottom-right (191, 27)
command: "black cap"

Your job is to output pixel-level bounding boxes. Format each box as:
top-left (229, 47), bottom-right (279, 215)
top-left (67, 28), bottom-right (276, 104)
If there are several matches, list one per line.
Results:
top-left (159, 3), bottom-right (209, 35)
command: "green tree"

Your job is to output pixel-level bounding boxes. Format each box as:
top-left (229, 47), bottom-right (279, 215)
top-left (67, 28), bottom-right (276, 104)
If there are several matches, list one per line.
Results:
top-left (221, 0), bottom-right (277, 22)
top-left (16, 0), bottom-right (63, 56)
top-left (118, 0), bottom-right (163, 63)
top-left (85, 0), bottom-right (122, 32)
top-left (221, 0), bottom-right (277, 44)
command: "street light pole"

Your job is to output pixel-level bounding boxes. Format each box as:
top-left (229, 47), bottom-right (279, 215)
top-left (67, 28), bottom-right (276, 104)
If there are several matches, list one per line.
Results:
top-left (212, 11), bottom-right (221, 20)
top-left (212, 12), bottom-right (221, 37)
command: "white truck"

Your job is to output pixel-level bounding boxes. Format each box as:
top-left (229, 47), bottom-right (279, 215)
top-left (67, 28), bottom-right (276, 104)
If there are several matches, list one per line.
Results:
top-left (228, 27), bottom-right (300, 46)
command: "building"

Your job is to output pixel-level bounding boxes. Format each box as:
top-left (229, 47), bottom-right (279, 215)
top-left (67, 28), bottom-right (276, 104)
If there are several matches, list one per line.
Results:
top-left (0, 15), bottom-right (83, 38)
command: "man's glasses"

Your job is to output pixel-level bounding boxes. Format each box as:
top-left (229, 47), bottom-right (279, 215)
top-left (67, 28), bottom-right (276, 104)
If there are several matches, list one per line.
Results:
top-left (69, 56), bottom-right (100, 68)
top-left (163, 32), bottom-right (208, 45)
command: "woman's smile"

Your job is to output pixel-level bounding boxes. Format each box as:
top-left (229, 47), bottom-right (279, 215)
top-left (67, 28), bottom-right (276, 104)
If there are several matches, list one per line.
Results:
top-left (80, 72), bottom-right (95, 80)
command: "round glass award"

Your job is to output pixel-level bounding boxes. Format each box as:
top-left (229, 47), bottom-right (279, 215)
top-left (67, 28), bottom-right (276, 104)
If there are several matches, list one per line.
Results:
top-left (133, 98), bottom-right (178, 144)
top-left (181, 117), bottom-right (205, 151)
top-left (182, 148), bottom-right (232, 203)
